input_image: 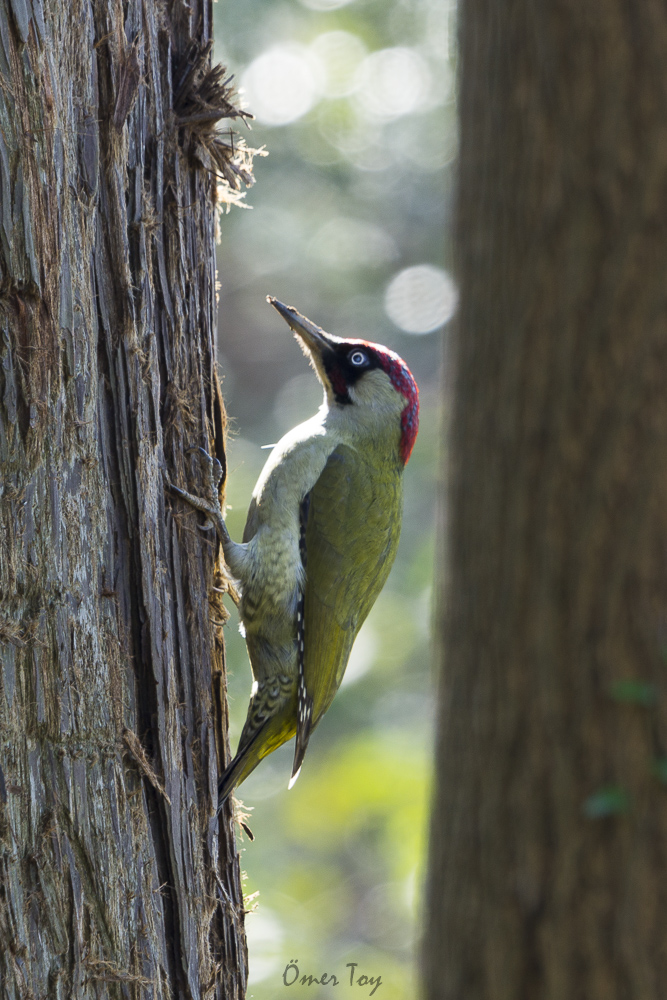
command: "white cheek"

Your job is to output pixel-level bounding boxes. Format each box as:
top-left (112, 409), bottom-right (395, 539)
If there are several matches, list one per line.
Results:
top-left (347, 371), bottom-right (405, 413)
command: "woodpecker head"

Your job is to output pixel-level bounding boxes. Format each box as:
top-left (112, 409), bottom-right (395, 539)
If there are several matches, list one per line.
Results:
top-left (268, 296), bottom-right (419, 464)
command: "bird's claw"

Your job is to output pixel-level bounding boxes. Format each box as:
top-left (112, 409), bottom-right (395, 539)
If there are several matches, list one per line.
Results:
top-left (167, 481), bottom-right (189, 501)
top-left (167, 445), bottom-right (230, 547)
top-left (185, 446), bottom-right (224, 503)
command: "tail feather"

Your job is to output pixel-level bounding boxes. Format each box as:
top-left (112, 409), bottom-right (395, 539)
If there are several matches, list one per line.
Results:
top-left (217, 722), bottom-right (269, 809)
top-left (290, 687), bottom-right (313, 788)
top-left (218, 711), bottom-right (297, 809)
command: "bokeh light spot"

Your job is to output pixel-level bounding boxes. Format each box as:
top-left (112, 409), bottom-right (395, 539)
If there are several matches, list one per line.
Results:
top-left (242, 45), bottom-right (321, 125)
top-left (384, 265), bottom-right (457, 334)
top-left (317, 100), bottom-right (381, 158)
top-left (300, 0), bottom-right (356, 9)
top-left (309, 216), bottom-right (398, 270)
top-left (391, 114), bottom-right (457, 173)
top-left (310, 30), bottom-right (368, 98)
top-left (355, 47), bottom-right (431, 121)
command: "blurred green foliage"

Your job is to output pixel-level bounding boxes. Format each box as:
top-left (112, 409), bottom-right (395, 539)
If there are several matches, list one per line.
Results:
top-left (608, 680), bottom-right (657, 707)
top-left (583, 786), bottom-right (631, 819)
top-left (212, 0), bottom-right (452, 994)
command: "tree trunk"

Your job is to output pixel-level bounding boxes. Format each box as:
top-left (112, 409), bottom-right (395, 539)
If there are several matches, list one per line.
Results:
top-left (425, 2), bottom-right (667, 998)
top-left (0, 0), bottom-right (248, 996)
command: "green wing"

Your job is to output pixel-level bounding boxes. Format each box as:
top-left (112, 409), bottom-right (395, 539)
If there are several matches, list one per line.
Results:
top-left (303, 443), bottom-right (403, 727)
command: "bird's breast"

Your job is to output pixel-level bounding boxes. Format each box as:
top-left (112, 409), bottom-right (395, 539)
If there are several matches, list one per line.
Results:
top-left (240, 525), bottom-right (303, 626)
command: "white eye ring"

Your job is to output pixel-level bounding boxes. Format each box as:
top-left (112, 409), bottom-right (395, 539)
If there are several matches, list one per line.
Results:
top-left (349, 350), bottom-right (367, 366)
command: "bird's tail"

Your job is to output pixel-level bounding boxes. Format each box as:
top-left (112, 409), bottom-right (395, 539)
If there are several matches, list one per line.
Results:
top-left (217, 723), bottom-right (269, 809)
top-left (218, 713), bottom-right (296, 809)
top-left (289, 690), bottom-right (313, 789)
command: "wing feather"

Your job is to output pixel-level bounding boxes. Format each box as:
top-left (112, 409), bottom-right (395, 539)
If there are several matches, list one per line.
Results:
top-left (290, 494), bottom-right (314, 782)
top-left (302, 444), bottom-right (402, 728)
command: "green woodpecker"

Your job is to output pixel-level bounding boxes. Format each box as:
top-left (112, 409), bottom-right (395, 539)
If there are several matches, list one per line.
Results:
top-left (169, 297), bottom-right (419, 806)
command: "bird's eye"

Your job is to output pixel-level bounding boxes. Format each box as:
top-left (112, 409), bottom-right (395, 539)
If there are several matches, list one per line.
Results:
top-left (349, 350), bottom-right (367, 367)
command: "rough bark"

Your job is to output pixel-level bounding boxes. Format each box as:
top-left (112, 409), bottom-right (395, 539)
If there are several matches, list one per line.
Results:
top-left (425, 2), bottom-right (667, 998)
top-left (0, 0), bottom-right (247, 997)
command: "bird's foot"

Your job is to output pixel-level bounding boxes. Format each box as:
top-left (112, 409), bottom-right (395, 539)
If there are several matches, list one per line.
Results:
top-left (188, 446), bottom-right (224, 506)
top-left (167, 446), bottom-right (230, 548)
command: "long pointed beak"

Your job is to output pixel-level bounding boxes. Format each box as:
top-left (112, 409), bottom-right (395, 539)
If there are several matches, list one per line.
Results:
top-left (267, 296), bottom-right (339, 356)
